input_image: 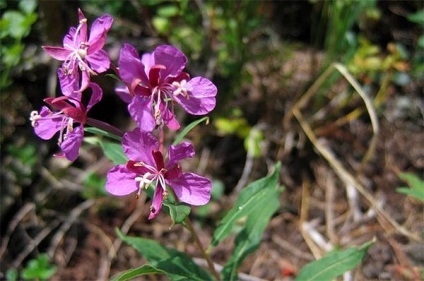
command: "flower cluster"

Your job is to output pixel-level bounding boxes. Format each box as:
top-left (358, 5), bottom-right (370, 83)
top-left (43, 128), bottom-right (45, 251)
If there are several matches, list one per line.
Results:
top-left (30, 9), bottom-right (217, 219)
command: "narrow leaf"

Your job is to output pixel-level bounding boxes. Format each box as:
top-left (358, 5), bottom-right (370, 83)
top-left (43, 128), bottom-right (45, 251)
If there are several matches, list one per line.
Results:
top-left (222, 183), bottom-right (282, 280)
top-left (116, 229), bottom-right (213, 281)
top-left (173, 116), bottom-right (209, 145)
top-left (84, 126), bottom-right (122, 141)
top-left (210, 162), bottom-right (281, 248)
top-left (111, 265), bottom-right (166, 281)
top-left (295, 241), bottom-right (373, 281)
top-left (397, 172), bottom-right (424, 201)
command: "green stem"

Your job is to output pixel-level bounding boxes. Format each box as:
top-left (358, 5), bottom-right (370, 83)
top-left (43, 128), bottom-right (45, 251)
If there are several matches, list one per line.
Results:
top-left (184, 217), bottom-right (221, 281)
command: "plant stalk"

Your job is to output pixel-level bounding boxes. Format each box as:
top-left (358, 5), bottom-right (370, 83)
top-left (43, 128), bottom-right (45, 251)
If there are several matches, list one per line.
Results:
top-left (184, 217), bottom-right (221, 281)
top-left (86, 117), bottom-right (124, 138)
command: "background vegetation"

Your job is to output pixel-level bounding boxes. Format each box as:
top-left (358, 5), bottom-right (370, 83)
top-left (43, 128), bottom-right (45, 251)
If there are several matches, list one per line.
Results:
top-left (1, 0), bottom-right (423, 280)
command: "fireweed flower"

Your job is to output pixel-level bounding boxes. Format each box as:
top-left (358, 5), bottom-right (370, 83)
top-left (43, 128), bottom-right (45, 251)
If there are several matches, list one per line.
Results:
top-left (118, 44), bottom-right (217, 131)
top-left (43, 9), bottom-right (113, 92)
top-left (105, 128), bottom-right (211, 219)
top-left (29, 83), bottom-right (103, 161)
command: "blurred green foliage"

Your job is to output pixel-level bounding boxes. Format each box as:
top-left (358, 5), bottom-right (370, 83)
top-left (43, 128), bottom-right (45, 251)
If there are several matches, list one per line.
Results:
top-left (21, 253), bottom-right (57, 280)
top-left (82, 173), bottom-right (108, 199)
top-left (6, 254), bottom-right (57, 281)
top-left (407, 9), bottom-right (424, 78)
top-left (396, 172), bottom-right (424, 201)
top-left (0, 0), bottom-right (38, 89)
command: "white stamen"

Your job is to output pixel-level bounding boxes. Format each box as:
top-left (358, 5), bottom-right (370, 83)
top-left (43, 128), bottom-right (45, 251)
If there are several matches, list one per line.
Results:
top-left (29, 111), bottom-right (41, 127)
top-left (172, 80), bottom-right (188, 98)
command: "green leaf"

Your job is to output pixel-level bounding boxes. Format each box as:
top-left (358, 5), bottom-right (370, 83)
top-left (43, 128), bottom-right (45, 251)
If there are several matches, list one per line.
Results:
top-left (116, 229), bottom-right (213, 281)
top-left (19, 0), bottom-right (37, 14)
top-left (295, 241), bottom-right (373, 281)
top-left (407, 9), bottom-right (424, 26)
top-left (163, 202), bottom-right (191, 225)
top-left (211, 162), bottom-right (281, 248)
top-left (84, 126), bottom-right (122, 141)
top-left (111, 265), bottom-right (166, 281)
top-left (396, 172), bottom-right (424, 201)
top-left (220, 163), bottom-right (283, 280)
top-left (244, 127), bottom-right (264, 157)
top-left (21, 253), bottom-right (57, 280)
top-left (173, 116), bottom-right (209, 145)
top-left (84, 136), bottom-right (126, 165)
top-left (99, 140), bottom-right (127, 165)
top-left (157, 5), bottom-right (179, 17)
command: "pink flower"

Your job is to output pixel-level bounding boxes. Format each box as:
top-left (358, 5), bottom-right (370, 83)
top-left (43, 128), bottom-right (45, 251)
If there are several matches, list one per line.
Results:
top-left (43, 9), bottom-right (113, 92)
top-left (105, 128), bottom-right (211, 219)
top-left (117, 44), bottom-right (217, 131)
top-left (29, 83), bottom-right (102, 161)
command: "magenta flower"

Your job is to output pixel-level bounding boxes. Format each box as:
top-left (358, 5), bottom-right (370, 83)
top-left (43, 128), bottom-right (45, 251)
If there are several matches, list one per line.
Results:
top-left (105, 128), bottom-right (211, 219)
top-left (43, 9), bottom-right (113, 92)
top-left (118, 44), bottom-right (217, 131)
top-left (29, 83), bottom-right (102, 161)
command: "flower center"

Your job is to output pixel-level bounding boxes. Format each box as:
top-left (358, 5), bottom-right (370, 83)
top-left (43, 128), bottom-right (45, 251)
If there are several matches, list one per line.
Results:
top-left (172, 80), bottom-right (189, 99)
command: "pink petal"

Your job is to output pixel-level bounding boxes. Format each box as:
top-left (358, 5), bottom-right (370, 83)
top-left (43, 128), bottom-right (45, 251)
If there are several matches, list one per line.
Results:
top-left (106, 165), bottom-right (138, 196)
top-left (42, 46), bottom-right (72, 61)
top-left (60, 126), bottom-right (83, 161)
top-left (77, 9), bottom-right (88, 42)
top-left (167, 142), bottom-right (195, 167)
top-left (63, 27), bottom-right (77, 48)
top-left (162, 107), bottom-right (180, 131)
top-left (173, 77), bottom-right (217, 115)
top-left (86, 49), bottom-right (110, 73)
top-left (128, 96), bottom-right (156, 132)
top-left (115, 85), bottom-right (132, 104)
top-left (119, 44), bottom-right (149, 86)
top-left (148, 184), bottom-right (164, 219)
top-left (58, 68), bottom-right (81, 99)
top-left (153, 45), bottom-right (186, 78)
top-left (169, 173), bottom-right (211, 206)
top-left (122, 128), bottom-right (158, 164)
top-left (141, 52), bottom-right (155, 76)
top-left (86, 82), bottom-right (103, 111)
top-left (33, 107), bottom-right (63, 140)
top-left (88, 14), bottom-right (113, 51)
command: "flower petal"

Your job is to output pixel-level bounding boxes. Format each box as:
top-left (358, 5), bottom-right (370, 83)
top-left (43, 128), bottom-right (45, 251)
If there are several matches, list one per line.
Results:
top-left (77, 9), bottom-right (88, 43)
top-left (173, 77), bottom-right (217, 115)
top-left (148, 183), bottom-right (164, 219)
top-left (115, 84), bottom-right (132, 104)
top-left (86, 82), bottom-right (103, 111)
top-left (33, 107), bottom-right (63, 140)
top-left (167, 142), bottom-right (195, 168)
top-left (128, 96), bottom-right (156, 132)
top-left (141, 52), bottom-right (155, 75)
top-left (153, 45), bottom-right (186, 79)
top-left (122, 128), bottom-right (158, 164)
top-left (58, 68), bottom-right (81, 99)
top-left (86, 49), bottom-right (110, 73)
top-left (119, 44), bottom-right (149, 86)
top-left (169, 173), bottom-right (211, 206)
top-left (88, 14), bottom-right (113, 52)
top-left (60, 125), bottom-right (83, 161)
top-left (106, 164), bottom-right (138, 196)
top-left (42, 46), bottom-right (72, 61)
top-left (161, 106), bottom-right (180, 131)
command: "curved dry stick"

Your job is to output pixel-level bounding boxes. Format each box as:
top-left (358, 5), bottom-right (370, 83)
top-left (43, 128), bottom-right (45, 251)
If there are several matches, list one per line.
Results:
top-left (47, 199), bottom-right (95, 258)
top-left (0, 203), bottom-right (35, 259)
top-left (293, 107), bottom-right (420, 242)
top-left (333, 63), bottom-right (379, 172)
top-left (97, 194), bottom-right (147, 281)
